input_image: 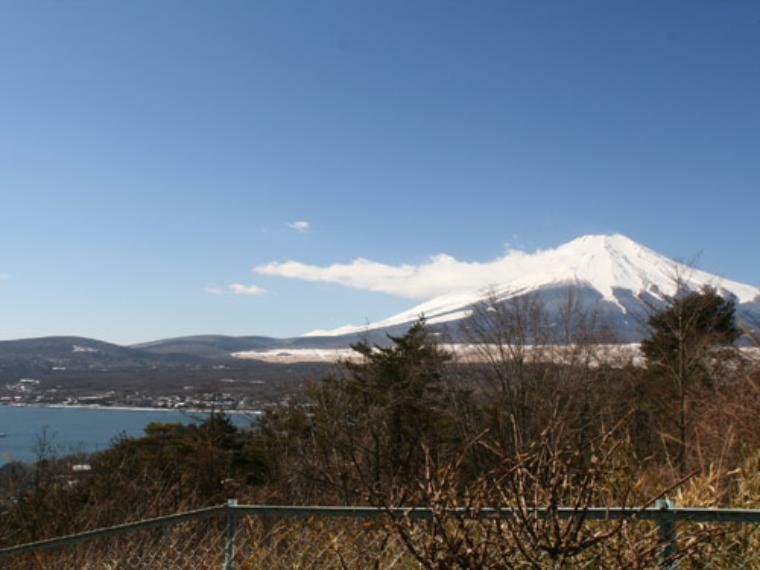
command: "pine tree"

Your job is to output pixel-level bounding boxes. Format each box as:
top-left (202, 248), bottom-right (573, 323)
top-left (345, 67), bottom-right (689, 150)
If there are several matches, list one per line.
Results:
top-left (641, 287), bottom-right (740, 473)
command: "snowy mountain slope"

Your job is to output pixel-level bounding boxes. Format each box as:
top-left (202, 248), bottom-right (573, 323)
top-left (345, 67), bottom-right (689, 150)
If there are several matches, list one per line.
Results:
top-left (304, 234), bottom-right (760, 339)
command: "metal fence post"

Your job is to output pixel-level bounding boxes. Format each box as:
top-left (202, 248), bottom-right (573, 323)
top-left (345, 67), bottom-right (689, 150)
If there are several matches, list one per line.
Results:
top-left (656, 498), bottom-right (678, 569)
top-left (224, 499), bottom-right (238, 570)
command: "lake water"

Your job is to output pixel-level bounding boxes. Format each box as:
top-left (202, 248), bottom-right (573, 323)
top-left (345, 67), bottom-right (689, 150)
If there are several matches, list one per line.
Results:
top-left (0, 406), bottom-right (258, 466)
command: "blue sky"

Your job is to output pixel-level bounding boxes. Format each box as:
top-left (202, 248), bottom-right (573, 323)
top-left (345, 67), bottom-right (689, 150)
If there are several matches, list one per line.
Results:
top-left (1, 1), bottom-right (759, 344)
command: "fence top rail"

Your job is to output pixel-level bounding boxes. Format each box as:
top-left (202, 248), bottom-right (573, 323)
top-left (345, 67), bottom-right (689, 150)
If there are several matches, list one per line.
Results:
top-left (0, 505), bottom-right (225, 559)
top-left (229, 504), bottom-right (760, 523)
top-left (1, 502), bottom-right (759, 558)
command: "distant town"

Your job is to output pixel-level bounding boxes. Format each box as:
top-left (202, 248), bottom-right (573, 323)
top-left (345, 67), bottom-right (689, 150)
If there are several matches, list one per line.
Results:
top-left (0, 368), bottom-right (310, 412)
top-left (1, 376), bottom-right (278, 412)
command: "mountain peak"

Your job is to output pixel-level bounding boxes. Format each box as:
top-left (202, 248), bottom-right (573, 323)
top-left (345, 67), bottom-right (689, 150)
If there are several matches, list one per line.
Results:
top-left (305, 234), bottom-right (760, 338)
top-left (559, 233), bottom-right (645, 255)
top-left (564, 232), bottom-right (632, 244)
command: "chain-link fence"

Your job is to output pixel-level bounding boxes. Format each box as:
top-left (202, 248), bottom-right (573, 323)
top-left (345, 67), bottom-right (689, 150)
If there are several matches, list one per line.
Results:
top-left (1, 501), bottom-right (758, 569)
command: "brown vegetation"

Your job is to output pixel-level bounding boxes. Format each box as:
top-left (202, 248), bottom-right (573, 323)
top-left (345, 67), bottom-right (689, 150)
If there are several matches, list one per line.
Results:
top-left (1, 288), bottom-right (758, 566)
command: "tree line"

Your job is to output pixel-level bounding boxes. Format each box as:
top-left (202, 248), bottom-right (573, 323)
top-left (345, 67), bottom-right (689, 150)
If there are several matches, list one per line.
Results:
top-left (1, 285), bottom-right (758, 566)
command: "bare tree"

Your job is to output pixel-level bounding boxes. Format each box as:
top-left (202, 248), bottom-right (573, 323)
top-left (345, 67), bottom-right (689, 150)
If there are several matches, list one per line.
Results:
top-left (459, 288), bottom-right (620, 456)
top-left (378, 418), bottom-right (693, 569)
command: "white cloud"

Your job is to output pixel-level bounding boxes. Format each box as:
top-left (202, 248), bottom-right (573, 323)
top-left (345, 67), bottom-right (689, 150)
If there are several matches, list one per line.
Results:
top-left (287, 220), bottom-right (310, 232)
top-left (205, 284), bottom-right (268, 296)
top-left (228, 283), bottom-right (268, 296)
top-left (255, 250), bottom-right (536, 299)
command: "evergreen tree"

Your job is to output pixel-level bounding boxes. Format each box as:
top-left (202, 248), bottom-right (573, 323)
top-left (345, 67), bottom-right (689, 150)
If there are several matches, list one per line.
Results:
top-left (254, 318), bottom-right (459, 503)
top-left (640, 287), bottom-right (740, 472)
top-left (642, 288), bottom-right (740, 366)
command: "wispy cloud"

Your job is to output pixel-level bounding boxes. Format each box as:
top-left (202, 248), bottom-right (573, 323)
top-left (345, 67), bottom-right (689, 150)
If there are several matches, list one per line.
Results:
top-left (255, 249), bottom-right (537, 299)
top-left (287, 220), bottom-right (310, 233)
top-left (205, 283), bottom-right (268, 296)
top-left (228, 283), bottom-right (268, 296)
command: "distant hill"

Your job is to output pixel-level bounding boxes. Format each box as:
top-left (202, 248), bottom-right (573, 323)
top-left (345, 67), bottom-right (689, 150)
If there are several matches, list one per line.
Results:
top-left (0, 334), bottom-right (356, 380)
top-left (132, 334), bottom-right (361, 360)
top-left (0, 336), bottom-right (204, 379)
top-left (132, 335), bottom-right (285, 359)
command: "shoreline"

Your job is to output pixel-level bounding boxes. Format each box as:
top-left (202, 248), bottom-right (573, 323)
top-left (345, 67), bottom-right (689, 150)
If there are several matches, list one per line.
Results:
top-left (1, 403), bottom-right (262, 415)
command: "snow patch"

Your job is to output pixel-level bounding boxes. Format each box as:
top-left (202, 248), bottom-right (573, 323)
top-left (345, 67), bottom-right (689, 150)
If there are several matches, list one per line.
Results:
top-left (232, 348), bottom-right (361, 362)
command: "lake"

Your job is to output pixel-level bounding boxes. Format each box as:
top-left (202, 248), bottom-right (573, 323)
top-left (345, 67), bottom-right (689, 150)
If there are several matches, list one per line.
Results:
top-left (0, 406), bottom-right (259, 465)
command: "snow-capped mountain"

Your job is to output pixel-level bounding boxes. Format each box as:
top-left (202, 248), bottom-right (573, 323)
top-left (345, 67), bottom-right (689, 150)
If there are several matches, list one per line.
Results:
top-left (304, 234), bottom-right (760, 341)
